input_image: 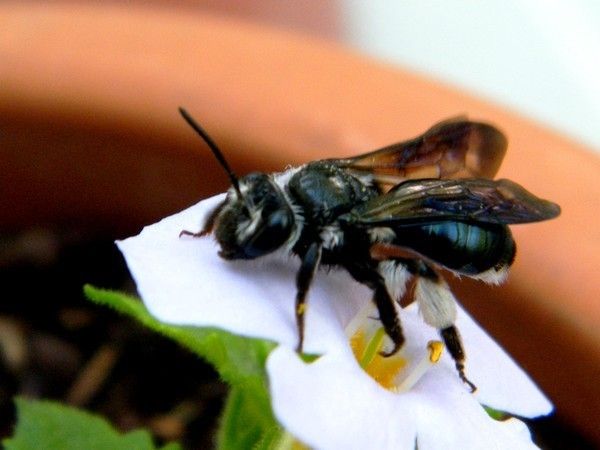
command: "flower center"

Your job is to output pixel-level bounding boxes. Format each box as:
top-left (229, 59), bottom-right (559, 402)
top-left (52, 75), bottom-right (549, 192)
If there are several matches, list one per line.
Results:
top-left (350, 327), bottom-right (407, 390)
top-left (347, 303), bottom-right (443, 392)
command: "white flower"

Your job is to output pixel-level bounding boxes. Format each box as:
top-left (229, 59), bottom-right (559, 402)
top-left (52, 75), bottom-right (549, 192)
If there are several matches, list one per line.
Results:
top-left (267, 303), bottom-right (545, 450)
top-left (118, 195), bottom-right (552, 450)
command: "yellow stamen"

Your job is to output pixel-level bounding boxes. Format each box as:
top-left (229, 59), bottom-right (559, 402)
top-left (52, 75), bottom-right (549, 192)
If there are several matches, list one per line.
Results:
top-left (347, 303), bottom-right (444, 392)
top-left (350, 326), bottom-right (406, 390)
top-left (428, 341), bottom-right (444, 363)
top-left (396, 340), bottom-right (444, 392)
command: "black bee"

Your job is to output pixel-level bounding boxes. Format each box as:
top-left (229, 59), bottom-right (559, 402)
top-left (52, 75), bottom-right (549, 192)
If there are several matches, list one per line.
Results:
top-left (178, 107), bottom-right (560, 391)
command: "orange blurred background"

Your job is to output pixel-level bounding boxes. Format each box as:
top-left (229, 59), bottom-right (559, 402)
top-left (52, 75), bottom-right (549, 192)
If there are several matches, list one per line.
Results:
top-left (1, 2), bottom-right (599, 447)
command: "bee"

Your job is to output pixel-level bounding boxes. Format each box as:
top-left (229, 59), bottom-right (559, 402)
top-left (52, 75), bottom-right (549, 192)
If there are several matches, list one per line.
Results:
top-left (178, 107), bottom-right (560, 391)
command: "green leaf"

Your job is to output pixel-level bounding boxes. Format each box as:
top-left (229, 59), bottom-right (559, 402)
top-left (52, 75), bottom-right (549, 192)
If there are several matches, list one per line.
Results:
top-left (83, 285), bottom-right (275, 387)
top-left (160, 443), bottom-right (184, 450)
top-left (3, 397), bottom-right (182, 450)
top-left (484, 405), bottom-right (509, 420)
top-left (83, 285), bottom-right (280, 449)
top-left (217, 387), bottom-right (281, 450)
top-left (251, 426), bottom-right (286, 450)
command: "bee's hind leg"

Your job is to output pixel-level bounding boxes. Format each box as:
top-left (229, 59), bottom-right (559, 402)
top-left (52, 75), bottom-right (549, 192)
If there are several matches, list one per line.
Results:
top-left (440, 325), bottom-right (476, 392)
top-left (413, 262), bottom-right (477, 392)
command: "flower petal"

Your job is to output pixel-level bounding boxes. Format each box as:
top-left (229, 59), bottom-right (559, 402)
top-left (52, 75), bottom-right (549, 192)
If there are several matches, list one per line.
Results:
top-left (411, 368), bottom-right (540, 450)
top-left (353, 302), bottom-right (551, 418)
top-left (267, 346), bottom-right (418, 450)
top-left (452, 304), bottom-right (553, 418)
top-left (268, 345), bottom-right (539, 450)
top-left (117, 195), bottom-right (370, 354)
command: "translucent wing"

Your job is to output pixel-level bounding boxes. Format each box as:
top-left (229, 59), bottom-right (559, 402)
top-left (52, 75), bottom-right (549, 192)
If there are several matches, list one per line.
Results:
top-left (344, 178), bottom-right (560, 226)
top-left (327, 118), bottom-right (507, 190)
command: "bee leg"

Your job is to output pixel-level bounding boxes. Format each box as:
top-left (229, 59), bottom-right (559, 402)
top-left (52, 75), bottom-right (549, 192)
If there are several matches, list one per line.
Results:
top-left (345, 263), bottom-right (405, 357)
top-left (179, 229), bottom-right (206, 238)
top-left (179, 199), bottom-right (225, 238)
top-left (413, 263), bottom-right (477, 392)
top-left (372, 280), bottom-right (405, 357)
top-left (294, 242), bottom-right (322, 354)
top-left (441, 325), bottom-right (477, 393)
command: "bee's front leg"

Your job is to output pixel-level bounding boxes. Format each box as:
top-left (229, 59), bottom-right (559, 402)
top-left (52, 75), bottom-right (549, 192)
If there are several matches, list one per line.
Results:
top-left (294, 242), bottom-right (322, 354)
top-left (179, 199), bottom-right (226, 238)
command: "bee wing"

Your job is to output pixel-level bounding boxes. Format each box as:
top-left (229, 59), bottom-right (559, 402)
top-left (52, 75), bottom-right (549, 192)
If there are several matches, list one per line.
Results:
top-left (346, 178), bottom-right (560, 225)
top-left (327, 118), bottom-right (507, 189)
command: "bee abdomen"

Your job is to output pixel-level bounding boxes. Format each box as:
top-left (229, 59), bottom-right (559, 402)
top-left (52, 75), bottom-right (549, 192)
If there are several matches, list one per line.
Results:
top-left (393, 221), bottom-right (515, 276)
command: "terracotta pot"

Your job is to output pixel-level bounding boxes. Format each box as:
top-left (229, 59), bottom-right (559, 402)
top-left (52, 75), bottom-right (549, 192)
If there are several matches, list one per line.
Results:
top-left (2, 2), bottom-right (599, 443)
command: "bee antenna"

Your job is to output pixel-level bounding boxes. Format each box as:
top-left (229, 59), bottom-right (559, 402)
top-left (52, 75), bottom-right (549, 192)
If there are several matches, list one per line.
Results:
top-left (178, 107), bottom-right (245, 201)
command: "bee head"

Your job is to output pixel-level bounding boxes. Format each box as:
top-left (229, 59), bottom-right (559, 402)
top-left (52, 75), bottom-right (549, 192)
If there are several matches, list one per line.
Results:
top-left (177, 108), bottom-right (295, 259)
top-left (215, 173), bottom-right (295, 260)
